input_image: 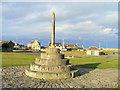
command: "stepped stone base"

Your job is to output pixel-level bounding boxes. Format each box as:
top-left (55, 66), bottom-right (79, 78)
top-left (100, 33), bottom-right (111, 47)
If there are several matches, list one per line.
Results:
top-left (25, 48), bottom-right (80, 80)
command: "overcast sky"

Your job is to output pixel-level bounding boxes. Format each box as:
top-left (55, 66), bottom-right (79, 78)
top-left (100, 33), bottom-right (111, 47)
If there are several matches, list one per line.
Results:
top-left (2, 2), bottom-right (118, 48)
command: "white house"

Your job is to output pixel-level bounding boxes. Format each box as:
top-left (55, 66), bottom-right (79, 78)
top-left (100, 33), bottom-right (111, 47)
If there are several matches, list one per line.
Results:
top-left (28, 40), bottom-right (41, 51)
top-left (86, 46), bottom-right (100, 56)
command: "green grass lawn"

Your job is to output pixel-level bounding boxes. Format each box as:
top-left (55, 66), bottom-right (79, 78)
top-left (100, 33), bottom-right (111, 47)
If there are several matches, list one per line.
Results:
top-left (1, 53), bottom-right (40, 67)
top-left (69, 58), bottom-right (118, 69)
top-left (13, 50), bottom-right (33, 52)
top-left (1, 53), bottom-right (118, 69)
top-left (62, 51), bottom-right (108, 57)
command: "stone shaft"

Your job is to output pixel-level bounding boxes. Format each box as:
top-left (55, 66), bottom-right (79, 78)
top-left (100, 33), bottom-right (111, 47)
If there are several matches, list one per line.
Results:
top-left (51, 12), bottom-right (55, 46)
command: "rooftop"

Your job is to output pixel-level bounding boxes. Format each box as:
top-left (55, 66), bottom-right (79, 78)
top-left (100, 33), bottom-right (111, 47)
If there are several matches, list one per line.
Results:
top-left (88, 46), bottom-right (98, 50)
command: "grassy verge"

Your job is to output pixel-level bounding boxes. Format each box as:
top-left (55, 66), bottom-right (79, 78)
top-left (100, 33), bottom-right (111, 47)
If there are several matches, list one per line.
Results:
top-left (62, 51), bottom-right (108, 57)
top-left (1, 53), bottom-right (40, 67)
top-left (13, 50), bottom-right (33, 52)
top-left (104, 51), bottom-right (119, 55)
top-left (1, 53), bottom-right (118, 69)
top-left (69, 58), bottom-right (118, 69)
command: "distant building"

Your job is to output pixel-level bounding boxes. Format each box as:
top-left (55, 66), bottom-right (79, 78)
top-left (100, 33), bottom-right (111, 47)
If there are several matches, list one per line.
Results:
top-left (64, 43), bottom-right (78, 51)
top-left (14, 43), bottom-right (27, 50)
top-left (48, 42), bottom-right (79, 51)
top-left (48, 43), bottom-right (63, 50)
top-left (0, 40), bottom-right (14, 50)
top-left (41, 46), bottom-right (47, 52)
top-left (14, 43), bottom-right (20, 50)
top-left (61, 47), bottom-right (67, 52)
top-left (77, 47), bottom-right (86, 52)
top-left (86, 46), bottom-right (100, 56)
top-left (48, 42), bottom-right (67, 51)
top-left (28, 40), bottom-right (41, 51)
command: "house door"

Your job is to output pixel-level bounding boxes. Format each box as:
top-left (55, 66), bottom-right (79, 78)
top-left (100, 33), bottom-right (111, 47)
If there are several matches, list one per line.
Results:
top-left (91, 51), bottom-right (95, 55)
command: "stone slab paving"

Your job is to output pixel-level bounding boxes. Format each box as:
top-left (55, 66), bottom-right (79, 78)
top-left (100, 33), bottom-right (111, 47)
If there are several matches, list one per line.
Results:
top-left (1, 66), bottom-right (118, 88)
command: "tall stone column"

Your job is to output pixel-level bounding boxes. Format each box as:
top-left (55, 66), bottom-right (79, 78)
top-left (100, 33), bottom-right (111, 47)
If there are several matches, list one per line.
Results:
top-left (51, 12), bottom-right (55, 47)
top-left (25, 12), bottom-right (79, 80)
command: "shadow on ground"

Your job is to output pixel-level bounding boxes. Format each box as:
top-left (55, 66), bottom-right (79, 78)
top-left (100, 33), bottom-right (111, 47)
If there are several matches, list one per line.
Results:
top-left (73, 63), bottom-right (101, 76)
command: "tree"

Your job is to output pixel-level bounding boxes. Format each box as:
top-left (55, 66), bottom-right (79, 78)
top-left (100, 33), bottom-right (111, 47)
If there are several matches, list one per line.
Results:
top-left (2, 43), bottom-right (10, 50)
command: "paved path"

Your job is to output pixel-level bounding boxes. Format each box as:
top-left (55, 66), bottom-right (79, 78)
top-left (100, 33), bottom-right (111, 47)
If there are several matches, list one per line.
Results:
top-left (1, 66), bottom-right (118, 88)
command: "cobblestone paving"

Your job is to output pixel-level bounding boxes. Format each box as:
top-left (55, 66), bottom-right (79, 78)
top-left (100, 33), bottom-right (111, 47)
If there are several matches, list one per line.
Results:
top-left (1, 66), bottom-right (118, 88)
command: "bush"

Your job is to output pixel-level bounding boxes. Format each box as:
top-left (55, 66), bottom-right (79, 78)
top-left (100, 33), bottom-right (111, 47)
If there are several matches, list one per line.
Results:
top-left (100, 52), bottom-right (106, 55)
top-left (1, 50), bottom-right (13, 52)
top-left (71, 48), bottom-right (78, 51)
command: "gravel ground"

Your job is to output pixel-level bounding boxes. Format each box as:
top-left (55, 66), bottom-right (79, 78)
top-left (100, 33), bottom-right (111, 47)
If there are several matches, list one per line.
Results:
top-left (1, 66), bottom-right (118, 88)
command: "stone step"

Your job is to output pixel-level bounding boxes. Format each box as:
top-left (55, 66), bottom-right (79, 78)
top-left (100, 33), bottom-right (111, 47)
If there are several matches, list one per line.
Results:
top-left (32, 62), bottom-right (72, 67)
top-left (25, 69), bottom-right (71, 80)
top-left (30, 63), bottom-right (71, 73)
top-left (35, 58), bottom-right (69, 66)
top-left (25, 68), bottom-right (79, 80)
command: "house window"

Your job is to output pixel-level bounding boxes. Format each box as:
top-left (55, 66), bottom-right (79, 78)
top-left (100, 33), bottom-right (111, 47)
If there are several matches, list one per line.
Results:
top-left (91, 51), bottom-right (95, 55)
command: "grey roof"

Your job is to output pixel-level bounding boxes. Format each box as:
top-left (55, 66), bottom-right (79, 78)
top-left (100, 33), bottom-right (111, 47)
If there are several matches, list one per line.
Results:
top-left (78, 47), bottom-right (84, 49)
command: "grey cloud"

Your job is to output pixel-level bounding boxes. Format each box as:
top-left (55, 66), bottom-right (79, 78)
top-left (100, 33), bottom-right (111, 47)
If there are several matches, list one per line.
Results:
top-left (2, 2), bottom-right (118, 43)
